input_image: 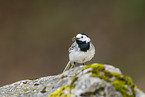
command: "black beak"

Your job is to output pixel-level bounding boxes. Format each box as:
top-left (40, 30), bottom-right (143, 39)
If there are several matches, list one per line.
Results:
top-left (72, 37), bottom-right (76, 41)
top-left (72, 37), bottom-right (80, 41)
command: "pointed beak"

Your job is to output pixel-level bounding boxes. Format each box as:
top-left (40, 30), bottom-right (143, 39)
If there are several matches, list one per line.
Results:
top-left (72, 37), bottom-right (76, 41)
top-left (72, 37), bottom-right (80, 41)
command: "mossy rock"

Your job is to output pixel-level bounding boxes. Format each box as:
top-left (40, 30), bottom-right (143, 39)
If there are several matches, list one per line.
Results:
top-left (0, 63), bottom-right (144, 97)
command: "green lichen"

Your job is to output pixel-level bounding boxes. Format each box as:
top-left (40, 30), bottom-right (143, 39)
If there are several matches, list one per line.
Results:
top-left (23, 81), bottom-right (27, 84)
top-left (34, 83), bottom-right (39, 86)
top-left (111, 72), bottom-right (135, 97)
top-left (83, 63), bottom-right (105, 71)
top-left (60, 75), bottom-right (68, 79)
top-left (83, 63), bottom-right (136, 97)
top-left (40, 87), bottom-right (47, 93)
top-left (49, 85), bottom-right (71, 97)
top-left (29, 78), bottom-right (38, 80)
top-left (84, 63), bottom-right (111, 82)
top-left (50, 63), bottom-right (136, 97)
top-left (49, 69), bottom-right (80, 96)
top-left (70, 77), bottom-right (78, 87)
top-left (24, 89), bottom-right (30, 92)
top-left (111, 80), bottom-right (131, 97)
top-left (124, 76), bottom-right (134, 86)
top-left (20, 89), bottom-right (30, 92)
top-left (32, 88), bottom-right (36, 91)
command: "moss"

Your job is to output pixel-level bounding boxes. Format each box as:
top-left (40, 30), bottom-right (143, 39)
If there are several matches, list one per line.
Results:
top-left (23, 81), bottom-right (27, 84)
top-left (34, 83), bottom-right (39, 86)
top-left (83, 63), bottom-right (136, 97)
top-left (70, 77), bottom-right (78, 87)
top-left (111, 72), bottom-right (122, 78)
top-left (91, 73), bottom-right (109, 81)
top-left (29, 78), bottom-right (38, 80)
top-left (69, 77), bottom-right (77, 94)
top-left (40, 87), bottom-right (47, 93)
top-left (32, 88), bottom-right (36, 91)
top-left (124, 76), bottom-right (133, 86)
top-left (85, 64), bottom-right (111, 82)
top-left (111, 80), bottom-right (131, 97)
top-left (49, 85), bottom-right (71, 97)
top-left (50, 63), bottom-right (136, 97)
top-left (83, 63), bottom-right (105, 71)
top-left (111, 72), bottom-right (136, 97)
top-left (60, 75), bottom-right (68, 79)
top-left (104, 71), bottom-right (113, 78)
top-left (24, 89), bottom-right (30, 92)
top-left (51, 64), bottom-right (105, 97)
top-left (49, 70), bottom-right (79, 96)
top-left (20, 89), bottom-right (30, 92)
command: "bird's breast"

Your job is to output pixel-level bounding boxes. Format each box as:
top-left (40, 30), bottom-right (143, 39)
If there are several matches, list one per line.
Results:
top-left (77, 41), bottom-right (90, 52)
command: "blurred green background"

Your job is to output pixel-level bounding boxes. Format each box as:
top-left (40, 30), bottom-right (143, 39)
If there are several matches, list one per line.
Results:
top-left (0, 1), bottom-right (145, 91)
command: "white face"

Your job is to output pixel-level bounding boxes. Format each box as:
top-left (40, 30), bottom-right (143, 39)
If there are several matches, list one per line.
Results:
top-left (75, 33), bottom-right (91, 43)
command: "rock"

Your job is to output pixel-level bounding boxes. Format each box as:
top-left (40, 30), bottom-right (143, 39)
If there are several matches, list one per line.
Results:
top-left (0, 63), bottom-right (145, 97)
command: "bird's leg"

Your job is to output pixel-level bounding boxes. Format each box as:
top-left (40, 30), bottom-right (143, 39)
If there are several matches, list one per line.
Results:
top-left (63, 61), bottom-right (71, 72)
top-left (70, 62), bottom-right (75, 69)
top-left (57, 61), bottom-right (75, 84)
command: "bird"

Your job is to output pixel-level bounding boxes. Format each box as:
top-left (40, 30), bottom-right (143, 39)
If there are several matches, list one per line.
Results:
top-left (57, 33), bottom-right (95, 84)
top-left (63, 33), bottom-right (95, 72)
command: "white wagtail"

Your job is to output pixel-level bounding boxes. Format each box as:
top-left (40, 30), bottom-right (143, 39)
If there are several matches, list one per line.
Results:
top-left (63, 33), bottom-right (95, 72)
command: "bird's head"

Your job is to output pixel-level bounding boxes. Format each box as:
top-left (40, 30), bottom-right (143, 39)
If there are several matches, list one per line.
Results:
top-left (72, 33), bottom-right (91, 43)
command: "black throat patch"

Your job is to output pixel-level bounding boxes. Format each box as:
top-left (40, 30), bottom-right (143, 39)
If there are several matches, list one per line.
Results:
top-left (76, 40), bottom-right (90, 52)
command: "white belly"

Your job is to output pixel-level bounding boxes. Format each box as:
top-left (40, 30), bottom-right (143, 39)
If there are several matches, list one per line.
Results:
top-left (69, 45), bottom-right (95, 63)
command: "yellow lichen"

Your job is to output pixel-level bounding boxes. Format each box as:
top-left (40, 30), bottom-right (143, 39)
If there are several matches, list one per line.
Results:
top-left (83, 63), bottom-right (105, 71)
top-left (50, 63), bottom-right (136, 97)
top-left (111, 80), bottom-right (131, 97)
top-left (83, 63), bottom-right (136, 97)
top-left (24, 89), bottom-right (30, 92)
top-left (49, 85), bottom-right (71, 97)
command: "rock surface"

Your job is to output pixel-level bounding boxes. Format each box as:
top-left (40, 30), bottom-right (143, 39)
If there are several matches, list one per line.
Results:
top-left (0, 63), bottom-right (145, 97)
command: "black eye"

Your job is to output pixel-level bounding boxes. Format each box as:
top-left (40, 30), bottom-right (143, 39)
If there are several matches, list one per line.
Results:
top-left (81, 36), bottom-right (83, 38)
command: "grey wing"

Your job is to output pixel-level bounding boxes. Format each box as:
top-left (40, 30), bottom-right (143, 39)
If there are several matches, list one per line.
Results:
top-left (68, 42), bottom-right (78, 52)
